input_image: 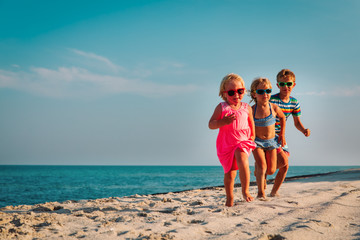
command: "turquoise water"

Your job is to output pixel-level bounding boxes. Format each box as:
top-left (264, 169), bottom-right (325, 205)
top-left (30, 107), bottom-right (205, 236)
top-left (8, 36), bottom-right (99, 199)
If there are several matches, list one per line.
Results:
top-left (0, 165), bottom-right (358, 208)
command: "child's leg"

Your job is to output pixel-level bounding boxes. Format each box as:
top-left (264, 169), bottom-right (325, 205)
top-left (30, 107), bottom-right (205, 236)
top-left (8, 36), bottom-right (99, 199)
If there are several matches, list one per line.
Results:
top-left (235, 149), bottom-right (253, 202)
top-left (254, 162), bottom-right (257, 176)
top-left (265, 149), bottom-right (277, 175)
top-left (253, 148), bottom-right (267, 198)
top-left (264, 173), bottom-right (267, 190)
top-left (270, 150), bottom-right (289, 197)
top-left (224, 170), bottom-right (237, 206)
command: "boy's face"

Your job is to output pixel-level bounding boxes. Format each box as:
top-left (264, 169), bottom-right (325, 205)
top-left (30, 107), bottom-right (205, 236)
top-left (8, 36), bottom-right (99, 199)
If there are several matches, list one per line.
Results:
top-left (277, 76), bottom-right (296, 96)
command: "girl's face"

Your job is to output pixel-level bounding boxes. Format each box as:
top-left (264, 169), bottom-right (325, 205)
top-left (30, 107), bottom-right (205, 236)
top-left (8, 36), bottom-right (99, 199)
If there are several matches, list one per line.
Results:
top-left (224, 80), bottom-right (245, 105)
top-left (254, 82), bottom-right (272, 103)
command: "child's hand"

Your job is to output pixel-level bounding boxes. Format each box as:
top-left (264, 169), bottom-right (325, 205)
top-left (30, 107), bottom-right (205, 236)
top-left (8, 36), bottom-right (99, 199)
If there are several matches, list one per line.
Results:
top-left (303, 129), bottom-right (310, 137)
top-left (222, 113), bottom-right (236, 125)
top-left (278, 135), bottom-right (286, 147)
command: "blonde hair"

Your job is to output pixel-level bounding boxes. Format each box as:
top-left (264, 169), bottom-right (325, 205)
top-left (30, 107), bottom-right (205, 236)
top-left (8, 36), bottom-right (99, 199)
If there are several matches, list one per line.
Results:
top-left (250, 77), bottom-right (272, 103)
top-left (277, 69), bottom-right (295, 82)
top-left (219, 73), bottom-right (245, 101)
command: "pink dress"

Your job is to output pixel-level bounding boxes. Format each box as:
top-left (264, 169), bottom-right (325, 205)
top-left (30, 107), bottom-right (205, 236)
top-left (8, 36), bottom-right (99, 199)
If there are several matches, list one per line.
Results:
top-left (216, 102), bottom-right (256, 173)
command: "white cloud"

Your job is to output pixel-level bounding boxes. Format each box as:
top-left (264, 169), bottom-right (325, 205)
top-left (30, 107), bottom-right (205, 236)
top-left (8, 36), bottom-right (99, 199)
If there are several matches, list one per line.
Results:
top-left (0, 49), bottom-right (196, 98)
top-left (157, 61), bottom-right (185, 70)
top-left (297, 86), bottom-right (360, 97)
top-left (70, 49), bottom-right (124, 73)
top-left (296, 91), bottom-right (327, 96)
top-left (336, 86), bottom-right (360, 97)
top-left (131, 60), bottom-right (186, 78)
top-left (0, 67), bottom-right (197, 98)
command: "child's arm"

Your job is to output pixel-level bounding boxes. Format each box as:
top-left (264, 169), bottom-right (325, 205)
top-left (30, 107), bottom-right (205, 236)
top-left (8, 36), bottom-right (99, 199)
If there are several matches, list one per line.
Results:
top-left (209, 104), bottom-right (236, 129)
top-left (247, 106), bottom-right (255, 141)
top-left (293, 116), bottom-right (311, 137)
top-left (272, 103), bottom-right (287, 147)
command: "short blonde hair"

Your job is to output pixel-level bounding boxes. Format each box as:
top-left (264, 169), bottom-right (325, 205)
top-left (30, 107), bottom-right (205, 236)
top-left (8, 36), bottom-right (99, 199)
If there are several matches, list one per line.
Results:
top-left (277, 69), bottom-right (295, 82)
top-left (219, 73), bottom-right (245, 101)
top-left (250, 77), bottom-right (272, 103)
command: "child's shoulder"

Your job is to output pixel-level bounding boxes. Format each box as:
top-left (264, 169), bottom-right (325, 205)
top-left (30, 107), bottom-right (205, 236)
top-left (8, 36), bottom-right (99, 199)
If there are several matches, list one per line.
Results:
top-left (218, 101), bottom-right (230, 111)
top-left (270, 93), bottom-right (280, 100)
top-left (242, 102), bottom-right (250, 108)
top-left (239, 102), bottom-right (252, 112)
top-left (219, 101), bottom-right (228, 108)
top-left (270, 93), bottom-right (300, 104)
top-left (270, 102), bottom-right (278, 108)
top-left (289, 95), bottom-right (300, 104)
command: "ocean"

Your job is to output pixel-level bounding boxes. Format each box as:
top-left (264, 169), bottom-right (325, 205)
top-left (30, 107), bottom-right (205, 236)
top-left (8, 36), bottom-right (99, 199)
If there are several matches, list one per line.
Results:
top-left (0, 165), bottom-right (358, 208)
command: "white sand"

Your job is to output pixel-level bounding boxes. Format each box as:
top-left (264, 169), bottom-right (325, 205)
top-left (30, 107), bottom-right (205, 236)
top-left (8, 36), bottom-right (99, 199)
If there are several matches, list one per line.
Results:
top-left (1, 168), bottom-right (359, 240)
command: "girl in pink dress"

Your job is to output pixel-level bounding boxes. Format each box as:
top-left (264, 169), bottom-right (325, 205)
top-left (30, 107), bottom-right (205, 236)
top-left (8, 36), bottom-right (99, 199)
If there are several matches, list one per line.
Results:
top-left (209, 73), bottom-right (256, 206)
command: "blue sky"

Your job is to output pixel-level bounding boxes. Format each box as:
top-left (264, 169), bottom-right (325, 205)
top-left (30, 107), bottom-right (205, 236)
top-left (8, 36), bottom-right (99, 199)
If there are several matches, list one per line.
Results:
top-left (0, 0), bottom-right (359, 166)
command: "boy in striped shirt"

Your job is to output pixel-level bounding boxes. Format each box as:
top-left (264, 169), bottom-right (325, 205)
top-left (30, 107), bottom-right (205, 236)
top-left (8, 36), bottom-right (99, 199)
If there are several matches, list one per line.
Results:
top-left (268, 69), bottom-right (310, 197)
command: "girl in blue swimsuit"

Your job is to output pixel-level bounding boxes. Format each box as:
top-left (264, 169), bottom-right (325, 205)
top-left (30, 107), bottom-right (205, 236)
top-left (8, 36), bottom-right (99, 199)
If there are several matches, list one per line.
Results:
top-left (250, 78), bottom-right (287, 199)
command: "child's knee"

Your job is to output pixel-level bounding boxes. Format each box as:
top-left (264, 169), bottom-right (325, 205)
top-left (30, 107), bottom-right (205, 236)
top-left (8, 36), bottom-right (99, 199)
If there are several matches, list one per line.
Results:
top-left (277, 162), bottom-right (289, 173)
top-left (277, 151), bottom-right (289, 168)
top-left (256, 162), bottom-right (267, 173)
top-left (224, 170), bottom-right (237, 180)
top-left (266, 168), bottom-right (276, 175)
top-left (282, 163), bottom-right (289, 171)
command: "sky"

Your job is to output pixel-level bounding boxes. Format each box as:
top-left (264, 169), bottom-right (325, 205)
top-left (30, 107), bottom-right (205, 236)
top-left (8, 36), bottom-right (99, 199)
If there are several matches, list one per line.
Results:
top-left (0, 0), bottom-right (359, 166)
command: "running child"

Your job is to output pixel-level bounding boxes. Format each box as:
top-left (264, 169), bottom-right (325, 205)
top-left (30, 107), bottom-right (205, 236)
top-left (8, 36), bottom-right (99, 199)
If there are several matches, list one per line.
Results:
top-left (250, 78), bottom-right (286, 199)
top-left (269, 69), bottom-right (311, 197)
top-left (209, 73), bottom-right (256, 206)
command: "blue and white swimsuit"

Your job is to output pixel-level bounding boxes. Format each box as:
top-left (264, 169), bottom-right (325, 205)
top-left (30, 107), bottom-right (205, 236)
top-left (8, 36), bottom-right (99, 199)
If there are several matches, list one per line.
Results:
top-left (253, 104), bottom-right (280, 150)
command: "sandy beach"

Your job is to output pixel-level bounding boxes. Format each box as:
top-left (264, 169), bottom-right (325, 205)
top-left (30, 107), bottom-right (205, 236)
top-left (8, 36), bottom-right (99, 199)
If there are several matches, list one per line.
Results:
top-left (1, 168), bottom-right (359, 240)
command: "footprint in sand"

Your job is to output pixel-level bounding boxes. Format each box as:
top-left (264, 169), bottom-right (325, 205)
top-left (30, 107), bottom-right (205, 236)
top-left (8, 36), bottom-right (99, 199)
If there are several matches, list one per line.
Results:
top-left (187, 209), bottom-right (196, 215)
top-left (258, 233), bottom-right (286, 240)
top-left (159, 206), bottom-right (180, 214)
top-left (114, 215), bottom-right (132, 222)
top-left (188, 219), bottom-right (206, 224)
top-left (189, 200), bottom-right (204, 206)
top-left (309, 219), bottom-right (333, 227)
top-left (163, 221), bottom-right (172, 226)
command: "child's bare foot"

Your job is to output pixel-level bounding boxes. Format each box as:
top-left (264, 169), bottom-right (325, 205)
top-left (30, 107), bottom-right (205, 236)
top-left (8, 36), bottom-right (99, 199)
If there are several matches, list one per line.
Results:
top-left (225, 196), bottom-right (234, 207)
top-left (257, 193), bottom-right (266, 199)
top-left (243, 193), bottom-right (254, 202)
top-left (257, 195), bottom-right (268, 201)
top-left (269, 192), bottom-right (280, 197)
top-left (257, 191), bottom-right (266, 201)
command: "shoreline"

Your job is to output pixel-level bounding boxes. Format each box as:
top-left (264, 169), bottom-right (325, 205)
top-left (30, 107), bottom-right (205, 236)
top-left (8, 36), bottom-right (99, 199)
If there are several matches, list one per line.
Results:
top-left (153, 168), bottom-right (357, 195)
top-left (2, 166), bottom-right (358, 209)
top-left (1, 168), bottom-right (359, 239)
top-left (0, 168), bottom-right (358, 207)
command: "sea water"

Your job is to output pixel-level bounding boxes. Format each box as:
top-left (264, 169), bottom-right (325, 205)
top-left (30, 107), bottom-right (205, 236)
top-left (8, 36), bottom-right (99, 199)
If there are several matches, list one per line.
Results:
top-left (0, 165), bottom-right (358, 208)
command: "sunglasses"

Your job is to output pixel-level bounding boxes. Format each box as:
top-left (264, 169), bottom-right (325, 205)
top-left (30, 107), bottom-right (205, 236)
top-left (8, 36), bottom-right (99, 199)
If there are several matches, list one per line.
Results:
top-left (256, 89), bottom-right (272, 95)
top-left (278, 82), bottom-right (294, 87)
top-left (224, 88), bottom-right (245, 96)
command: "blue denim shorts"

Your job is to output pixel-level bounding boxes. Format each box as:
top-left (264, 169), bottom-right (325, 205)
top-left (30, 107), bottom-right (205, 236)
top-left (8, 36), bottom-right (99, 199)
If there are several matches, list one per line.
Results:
top-left (255, 136), bottom-right (281, 150)
top-left (282, 144), bottom-right (289, 153)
